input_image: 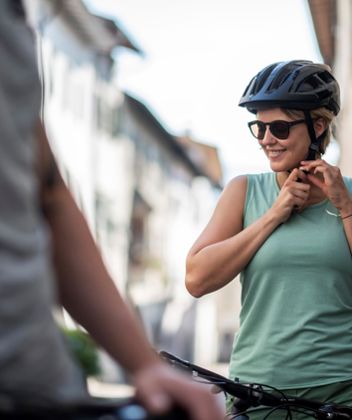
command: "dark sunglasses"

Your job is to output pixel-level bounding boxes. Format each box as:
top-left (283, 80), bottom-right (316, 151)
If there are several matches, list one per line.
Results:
top-left (248, 119), bottom-right (306, 140)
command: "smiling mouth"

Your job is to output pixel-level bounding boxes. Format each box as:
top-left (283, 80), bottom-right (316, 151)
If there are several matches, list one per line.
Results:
top-left (267, 149), bottom-right (286, 158)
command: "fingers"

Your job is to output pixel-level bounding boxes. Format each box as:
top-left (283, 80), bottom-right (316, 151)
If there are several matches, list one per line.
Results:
top-left (287, 168), bottom-right (308, 183)
top-left (299, 160), bottom-right (352, 212)
top-left (305, 173), bottom-right (325, 190)
top-left (142, 393), bottom-right (172, 413)
top-left (285, 169), bottom-right (310, 196)
top-left (281, 160), bottom-right (350, 217)
top-left (133, 363), bottom-right (225, 420)
top-left (280, 168), bottom-right (310, 214)
top-left (300, 159), bottom-right (339, 185)
top-left (291, 188), bottom-right (309, 201)
top-left (161, 374), bottom-right (225, 420)
top-left (134, 367), bottom-right (173, 414)
top-left (210, 384), bottom-right (222, 394)
top-left (291, 196), bottom-right (308, 212)
top-left (300, 159), bottom-right (326, 171)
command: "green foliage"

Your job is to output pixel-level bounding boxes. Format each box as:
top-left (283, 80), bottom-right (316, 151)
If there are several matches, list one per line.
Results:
top-left (62, 328), bottom-right (101, 377)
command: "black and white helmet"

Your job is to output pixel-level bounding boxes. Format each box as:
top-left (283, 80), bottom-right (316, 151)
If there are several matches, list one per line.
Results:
top-left (239, 60), bottom-right (340, 115)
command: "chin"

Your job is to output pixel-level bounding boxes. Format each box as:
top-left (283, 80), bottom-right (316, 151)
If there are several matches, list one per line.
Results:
top-left (269, 159), bottom-right (301, 172)
top-left (269, 162), bottom-right (288, 172)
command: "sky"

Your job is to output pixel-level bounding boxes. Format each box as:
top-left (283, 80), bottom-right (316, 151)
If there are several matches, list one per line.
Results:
top-left (85, 0), bottom-right (327, 183)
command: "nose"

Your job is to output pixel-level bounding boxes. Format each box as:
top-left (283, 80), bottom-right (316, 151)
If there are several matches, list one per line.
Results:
top-left (260, 127), bottom-right (277, 146)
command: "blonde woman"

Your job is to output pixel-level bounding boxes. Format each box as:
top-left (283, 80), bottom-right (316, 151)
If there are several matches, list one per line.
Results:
top-left (186, 61), bottom-right (352, 419)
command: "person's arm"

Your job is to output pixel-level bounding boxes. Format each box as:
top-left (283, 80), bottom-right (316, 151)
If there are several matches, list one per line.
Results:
top-left (35, 120), bottom-right (224, 420)
top-left (36, 120), bottom-right (159, 374)
top-left (185, 169), bottom-right (310, 297)
top-left (340, 211), bottom-right (352, 252)
top-left (300, 159), bottom-right (352, 252)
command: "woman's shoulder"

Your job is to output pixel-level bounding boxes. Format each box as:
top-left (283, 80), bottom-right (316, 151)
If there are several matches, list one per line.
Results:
top-left (227, 172), bottom-right (272, 185)
top-left (221, 175), bottom-right (248, 200)
top-left (223, 172), bottom-right (273, 198)
top-left (234, 172), bottom-right (274, 189)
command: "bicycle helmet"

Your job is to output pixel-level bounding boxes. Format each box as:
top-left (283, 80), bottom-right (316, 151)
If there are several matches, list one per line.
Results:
top-left (239, 60), bottom-right (340, 114)
top-left (238, 60), bottom-right (340, 160)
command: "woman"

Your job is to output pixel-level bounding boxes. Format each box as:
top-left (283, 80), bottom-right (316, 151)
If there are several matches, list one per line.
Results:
top-left (185, 60), bottom-right (352, 418)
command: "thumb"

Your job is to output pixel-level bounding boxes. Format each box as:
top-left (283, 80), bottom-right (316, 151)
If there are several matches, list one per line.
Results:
top-left (141, 391), bottom-right (172, 414)
top-left (290, 168), bottom-right (308, 183)
top-left (210, 385), bottom-right (223, 394)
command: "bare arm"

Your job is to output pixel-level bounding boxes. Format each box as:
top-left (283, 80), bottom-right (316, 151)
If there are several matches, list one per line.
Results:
top-left (341, 214), bottom-right (352, 252)
top-left (35, 120), bottom-right (224, 420)
top-left (186, 170), bottom-right (311, 297)
top-left (36, 120), bottom-right (160, 373)
top-left (185, 176), bottom-right (279, 297)
top-left (301, 159), bottom-right (352, 252)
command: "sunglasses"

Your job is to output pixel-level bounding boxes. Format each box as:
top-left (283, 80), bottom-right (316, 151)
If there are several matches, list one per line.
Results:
top-left (248, 119), bottom-right (306, 140)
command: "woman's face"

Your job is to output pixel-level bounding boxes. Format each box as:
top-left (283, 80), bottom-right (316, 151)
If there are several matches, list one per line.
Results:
top-left (255, 108), bottom-right (310, 172)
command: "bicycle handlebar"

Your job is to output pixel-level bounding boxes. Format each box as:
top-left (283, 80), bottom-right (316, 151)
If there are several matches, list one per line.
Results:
top-left (160, 351), bottom-right (279, 407)
top-left (160, 350), bottom-right (352, 420)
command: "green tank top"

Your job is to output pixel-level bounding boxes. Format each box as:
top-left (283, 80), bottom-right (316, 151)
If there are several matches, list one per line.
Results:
top-left (229, 172), bottom-right (352, 389)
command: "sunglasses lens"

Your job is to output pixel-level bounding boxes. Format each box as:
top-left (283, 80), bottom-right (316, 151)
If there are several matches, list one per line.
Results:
top-left (250, 122), bottom-right (266, 139)
top-left (270, 121), bottom-right (289, 139)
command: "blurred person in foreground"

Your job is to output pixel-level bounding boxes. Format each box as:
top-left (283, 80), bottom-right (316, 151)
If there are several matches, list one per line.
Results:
top-left (185, 60), bottom-right (352, 418)
top-left (0, 1), bottom-right (224, 419)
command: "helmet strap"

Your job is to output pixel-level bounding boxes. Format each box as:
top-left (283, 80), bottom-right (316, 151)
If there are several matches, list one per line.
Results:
top-left (303, 110), bottom-right (326, 160)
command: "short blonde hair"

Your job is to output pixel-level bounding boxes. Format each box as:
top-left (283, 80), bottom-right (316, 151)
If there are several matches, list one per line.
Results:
top-left (282, 107), bottom-right (335, 154)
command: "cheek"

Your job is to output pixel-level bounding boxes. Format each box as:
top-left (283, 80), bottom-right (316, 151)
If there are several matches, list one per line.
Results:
top-left (298, 129), bottom-right (311, 148)
top-left (301, 139), bottom-right (311, 154)
top-left (285, 136), bottom-right (310, 161)
top-left (292, 131), bottom-right (310, 153)
top-left (294, 140), bottom-right (311, 161)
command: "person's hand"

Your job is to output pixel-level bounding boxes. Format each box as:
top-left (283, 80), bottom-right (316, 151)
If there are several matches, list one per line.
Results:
top-left (132, 361), bottom-right (225, 420)
top-left (300, 160), bottom-right (352, 216)
top-left (271, 168), bottom-right (310, 223)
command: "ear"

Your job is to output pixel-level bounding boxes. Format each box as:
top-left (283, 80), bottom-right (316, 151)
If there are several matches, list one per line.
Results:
top-left (314, 118), bottom-right (327, 137)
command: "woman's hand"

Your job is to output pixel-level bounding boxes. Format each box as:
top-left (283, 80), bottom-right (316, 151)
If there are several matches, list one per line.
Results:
top-left (132, 361), bottom-right (225, 420)
top-left (271, 168), bottom-right (310, 223)
top-left (300, 159), bottom-right (352, 217)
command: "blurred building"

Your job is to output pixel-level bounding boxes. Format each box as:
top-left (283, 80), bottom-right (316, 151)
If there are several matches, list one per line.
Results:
top-left (308, 0), bottom-right (352, 175)
top-left (25, 0), bottom-right (238, 380)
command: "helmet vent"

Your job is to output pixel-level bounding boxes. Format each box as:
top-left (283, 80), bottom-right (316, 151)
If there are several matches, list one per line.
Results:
top-left (318, 71), bottom-right (334, 83)
top-left (255, 63), bottom-right (278, 94)
top-left (268, 72), bottom-right (290, 91)
top-left (297, 74), bottom-right (320, 92)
